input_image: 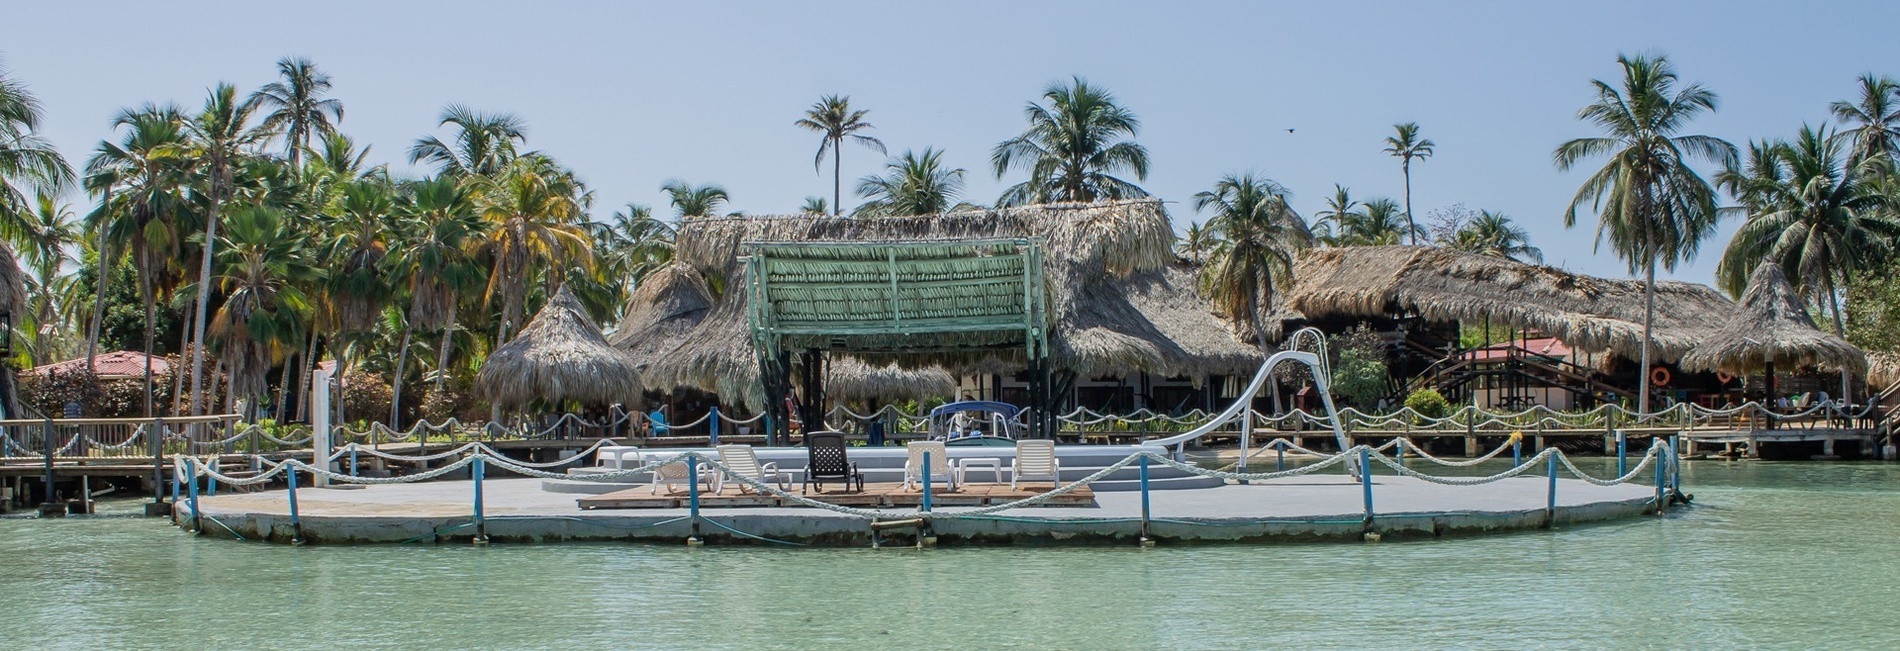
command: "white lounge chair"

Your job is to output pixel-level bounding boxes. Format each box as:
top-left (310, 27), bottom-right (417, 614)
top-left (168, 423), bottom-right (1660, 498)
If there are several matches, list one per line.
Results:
top-left (598, 446), bottom-right (644, 470)
top-left (649, 455), bottom-right (717, 495)
top-left (1010, 439), bottom-right (1061, 490)
top-left (904, 441), bottom-right (956, 491)
top-left (716, 444), bottom-right (791, 493)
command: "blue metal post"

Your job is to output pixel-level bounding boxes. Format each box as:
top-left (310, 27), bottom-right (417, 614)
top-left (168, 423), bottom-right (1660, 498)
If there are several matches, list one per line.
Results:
top-left (1653, 444), bottom-right (1667, 513)
top-left (1669, 434), bottom-right (1682, 493)
top-left (1395, 438), bottom-right (1407, 467)
top-left (708, 407), bottom-right (721, 446)
top-left (472, 456), bottom-right (488, 543)
top-left (186, 457), bottom-right (202, 534)
top-left (285, 464), bottom-right (304, 544)
top-left (1512, 440), bottom-right (1522, 467)
top-left (687, 457), bottom-right (702, 541)
top-left (205, 459), bottom-right (216, 496)
top-left (1358, 447), bottom-right (1373, 526)
top-left (1545, 451), bottom-right (1558, 526)
top-left (349, 445), bottom-right (359, 477)
top-left (1616, 430), bottom-right (1627, 476)
top-left (1275, 441), bottom-right (1285, 473)
top-left (1139, 455), bottom-right (1151, 542)
top-left (921, 453), bottom-right (933, 513)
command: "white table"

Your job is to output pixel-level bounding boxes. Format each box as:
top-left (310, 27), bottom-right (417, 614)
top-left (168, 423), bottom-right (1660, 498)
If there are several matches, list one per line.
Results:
top-left (957, 457), bottom-right (1004, 485)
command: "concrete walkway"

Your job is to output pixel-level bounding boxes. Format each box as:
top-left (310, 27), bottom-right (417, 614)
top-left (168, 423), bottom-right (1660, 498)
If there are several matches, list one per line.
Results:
top-left (181, 474), bottom-right (1661, 546)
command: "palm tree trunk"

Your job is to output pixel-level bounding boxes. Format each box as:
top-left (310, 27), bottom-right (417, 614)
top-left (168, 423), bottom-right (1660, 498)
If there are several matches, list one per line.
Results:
top-left (139, 274), bottom-right (155, 418)
top-left (85, 188), bottom-right (113, 374)
top-left (390, 322), bottom-right (413, 427)
top-left (171, 303), bottom-right (192, 417)
top-left (275, 345), bottom-right (299, 421)
top-left (833, 136), bottom-right (843, 216)
top-left (297, 330), bottom-right (317, 421)
top-left (1402, 160), bottom-right (1418, 245)
top-left (1638, 257), bottom-right (1656, 415)
top-left (188, 172), bottom-right (223, 416)
top-left (1828, 283), bottom-right (1852, 405)
top-left (435, 304), bottom-right (457, 392)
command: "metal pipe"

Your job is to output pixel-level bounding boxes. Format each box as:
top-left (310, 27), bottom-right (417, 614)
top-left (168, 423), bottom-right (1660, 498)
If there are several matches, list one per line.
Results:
top-left (1359, 447), bottom-right (1373, 528)
top-left (1616, 430), bottom-right (1627, 476)
top-left (687, 457), bottom-right (702, 542)
top-left (472, 455), bottom-right (488, 544)
top-left (921, 453), bottom-right (932, 513)
top-left (186, 457), bottom-right (201, 534)
top-left (1139, 455), bottom-right (1151, 543)
top-left (1545, 451), bottom-right (1558, 527)
top-left (286, 464), bottom-right (304, 544)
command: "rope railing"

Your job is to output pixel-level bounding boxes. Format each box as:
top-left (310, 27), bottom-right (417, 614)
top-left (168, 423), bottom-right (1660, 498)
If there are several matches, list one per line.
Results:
top-left (171, 433), bottom-right (1683, 545)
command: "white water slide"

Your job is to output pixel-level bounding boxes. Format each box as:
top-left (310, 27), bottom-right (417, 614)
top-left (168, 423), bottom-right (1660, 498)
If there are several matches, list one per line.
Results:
top-left (1146, 328), bottom-right (1349, 463)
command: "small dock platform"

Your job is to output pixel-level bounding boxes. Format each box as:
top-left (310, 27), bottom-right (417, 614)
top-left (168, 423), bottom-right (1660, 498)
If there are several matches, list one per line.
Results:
top-left (577, 482), bottom-right (1094, 510)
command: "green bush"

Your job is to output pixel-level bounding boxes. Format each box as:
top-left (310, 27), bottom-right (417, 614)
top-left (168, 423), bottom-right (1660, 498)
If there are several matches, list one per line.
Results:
top-left (1331, 348), bottom-right (1388, 408)
top-left (1404, 387), bottom-right (1450, 419)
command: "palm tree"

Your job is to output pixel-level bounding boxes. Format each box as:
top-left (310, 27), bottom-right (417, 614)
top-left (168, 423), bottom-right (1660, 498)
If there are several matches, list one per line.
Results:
top-left (1719, 125), bottom-right (1900, 335)
top-left (387, 176), bottom-right (484, 420)
top-left (250, 56), bottom-right (344, 168)
top-left (481, 157), bottom-right (592, 344)
top-left (1444, 210), bottom-right (1543, 263)
top-left (662, 181), bottom-right (729, 218)
top-left (0, 61), bottom-right (73, 231)
top-left (210, 204), bottom-right (318, 416)
top-left (1196, 174), bottom-right (1314, 347)
top-left (323, 177), bottom-right (396, 357)
top-left (1828, 74), bottom-right (1900, 169)
top-left (1178, 220), bottom-right (1216, 264)
top-left (1322, 197), bottom-right (1416, 246)
top-left (598, 203), bottom-right (675, 288)
top-left (14, 193), bottom-right (80, 366)
top-left (1554, 53), bottom-right (1736, 414)
top-left (992, 77), bottom-right (1150, 206)
top-left (182, 83), bottom-right (268, 414)
top-left (1382, 122), bottom-right (1434, 245)
top-left (794, 95), bottom-right (885, 216)
top-left (408, 105), bottom-right (527, 178)
top-left (84, 105), bottom-right (190, 414)
top-left (853, 148), bottom-right (967, 217)
top-left (304, 132), bottom-right (373, 180)
top-left (1716, 139), bottom-right (1788, 218)
top-left (799, 197), bottom-right (829, 215)
top-left (1313, 185), bottom-right (1362, 246)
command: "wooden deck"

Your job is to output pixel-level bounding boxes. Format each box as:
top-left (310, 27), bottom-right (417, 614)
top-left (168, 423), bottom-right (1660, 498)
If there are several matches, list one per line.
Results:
top-left (576, 481), bottom-right (1095, 510)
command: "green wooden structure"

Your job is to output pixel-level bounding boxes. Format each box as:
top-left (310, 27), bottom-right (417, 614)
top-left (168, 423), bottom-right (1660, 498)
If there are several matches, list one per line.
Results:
top-left (744, 238), bottom-right (1052, 440)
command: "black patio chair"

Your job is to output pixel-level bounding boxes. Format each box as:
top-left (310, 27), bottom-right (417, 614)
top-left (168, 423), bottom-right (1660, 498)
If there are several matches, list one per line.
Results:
top-left (804, 431), bottom-right (865, 493)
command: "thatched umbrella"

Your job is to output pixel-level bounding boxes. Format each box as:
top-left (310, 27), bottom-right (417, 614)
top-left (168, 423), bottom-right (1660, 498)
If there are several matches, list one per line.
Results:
top-left (1870, 351), bottom-right (1900, 390)
top-left (477, 286), bottom-right (642, 411)
top-left (1679, 263), bottom-right (1868, 376)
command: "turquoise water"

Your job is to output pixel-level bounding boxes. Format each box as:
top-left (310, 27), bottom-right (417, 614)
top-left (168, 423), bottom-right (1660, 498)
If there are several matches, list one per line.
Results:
top-left (2, 460), bottom-right (1897, 650)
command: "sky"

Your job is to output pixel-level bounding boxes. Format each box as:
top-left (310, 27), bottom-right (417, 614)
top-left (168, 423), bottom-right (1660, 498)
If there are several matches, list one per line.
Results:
top-left (7, 1), bottom-right (1898, 286)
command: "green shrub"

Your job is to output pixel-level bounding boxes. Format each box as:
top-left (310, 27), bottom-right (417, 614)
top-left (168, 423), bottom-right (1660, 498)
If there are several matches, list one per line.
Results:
top-left (1331, 347), bottom-right (1388, 408)
top-left (1404, 387), bottom-right (1450, 419)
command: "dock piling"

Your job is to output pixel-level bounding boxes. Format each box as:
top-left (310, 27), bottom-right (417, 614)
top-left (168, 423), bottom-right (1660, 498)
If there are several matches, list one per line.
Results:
top-left (1358, 447), bottom-right (1373, 531)
top-left (1616, 430), bottom-right (1627, 476)
top-left (1544, 451), bottom-right (1557, 528)
top-left (1138, 455), bottom-right (1152, 545)
top-left (472, 456), bottom-right (488, 544)
top-left (686, 457), bottom-right (702, 544)
top-left (186, 457), bottom-right (201, 534)
top-left (286, 464), bottom-right (304, 545)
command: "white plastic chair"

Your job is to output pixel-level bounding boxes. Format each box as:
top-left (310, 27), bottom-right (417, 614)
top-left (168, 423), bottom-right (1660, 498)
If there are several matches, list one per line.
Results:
top-left (904, 441), bottom-right (956, 491)
top-left (598, 446), bottom-right (644, 470)
top-left (717, 444), bottom-right (790, 493)
top-left (1010, 439), bottom-right (1061, 490)
top-left (649, 455), bottom-right (717, 495)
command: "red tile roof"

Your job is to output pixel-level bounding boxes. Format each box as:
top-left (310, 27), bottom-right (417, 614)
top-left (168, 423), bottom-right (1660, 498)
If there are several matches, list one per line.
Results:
top-left (26, 351), bottom-right (170, 379)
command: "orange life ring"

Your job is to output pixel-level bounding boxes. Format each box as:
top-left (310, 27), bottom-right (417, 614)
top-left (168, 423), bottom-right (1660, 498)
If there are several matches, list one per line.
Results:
top-left (1716, 371), bottom-right (1734, 384)
top-left (1650, 367), bottom-right (1672, 387)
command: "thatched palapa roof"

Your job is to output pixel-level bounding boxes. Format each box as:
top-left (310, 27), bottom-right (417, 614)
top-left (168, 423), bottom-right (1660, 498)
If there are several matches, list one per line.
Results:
top-left (1679, 263), bottom-right (1867, 375)
top-left (611, 200), bottom-right (1262, 409)
top-left (478, 286), bottom-right (643, 409)
top-left (1285, 246), bottom-right (1736, 362)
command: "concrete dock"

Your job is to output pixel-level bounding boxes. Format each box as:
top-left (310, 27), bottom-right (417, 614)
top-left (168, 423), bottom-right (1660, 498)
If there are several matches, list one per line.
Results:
top-left (178, 474), bottom-right (1660, 546)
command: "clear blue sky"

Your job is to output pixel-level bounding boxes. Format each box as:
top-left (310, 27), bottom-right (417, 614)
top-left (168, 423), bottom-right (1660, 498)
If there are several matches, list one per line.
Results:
top-left (8, 1), bottom-right (1896, 285)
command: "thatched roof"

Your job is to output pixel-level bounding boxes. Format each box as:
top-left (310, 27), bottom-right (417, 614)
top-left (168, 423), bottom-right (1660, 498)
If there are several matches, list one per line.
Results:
top-left (612, 200), bottom-right (1261, 409)
top-left (1869, 351), bottom-right (1900, 388)
top-left (1679, 263), bottom-right (1867, 375)
top-left (823, 358), bottom-right (957, 403)
top-left (478, 286), bottom-right (643, 410)
top-left (1286, 246), bottom-right (1735, 362)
